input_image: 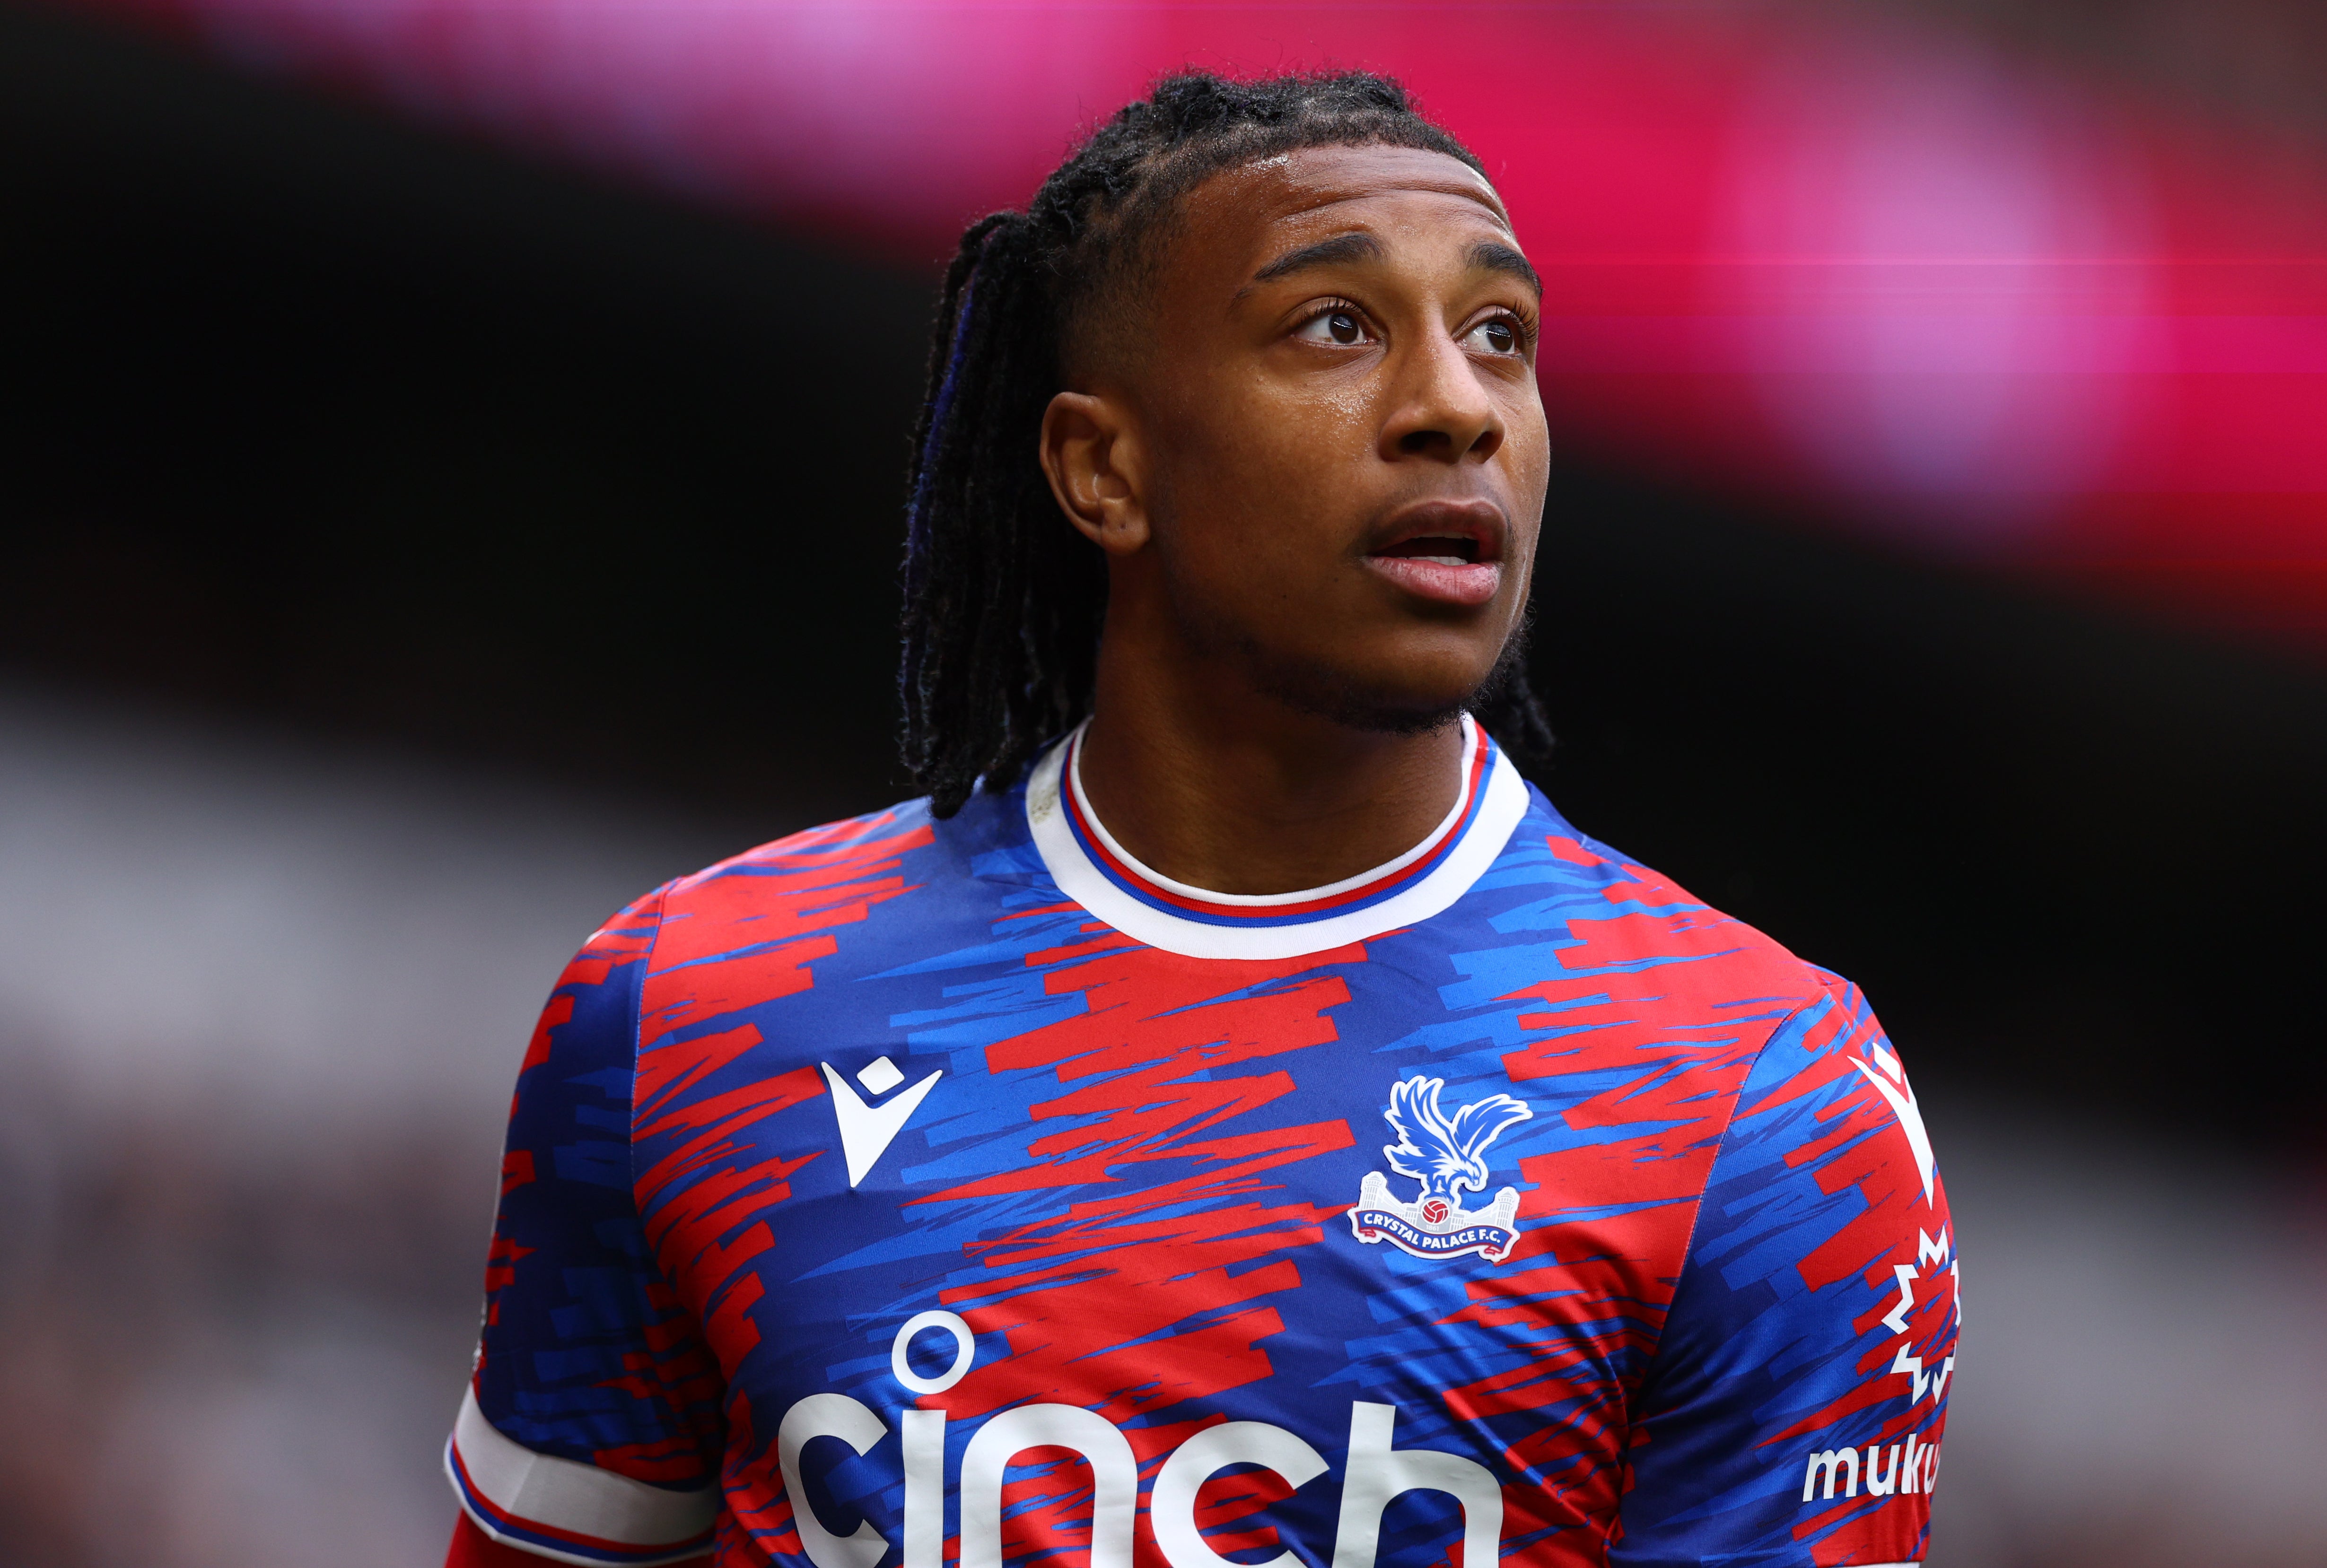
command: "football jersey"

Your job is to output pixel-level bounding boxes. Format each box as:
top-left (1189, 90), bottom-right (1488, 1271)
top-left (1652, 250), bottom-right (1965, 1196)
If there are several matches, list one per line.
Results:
top-left (445, 717), bottom-right (1958, 1568)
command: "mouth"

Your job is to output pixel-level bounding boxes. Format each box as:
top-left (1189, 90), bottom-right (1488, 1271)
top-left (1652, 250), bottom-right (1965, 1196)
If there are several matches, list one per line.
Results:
top-left (1361, 500), bottom-right (1507, 608)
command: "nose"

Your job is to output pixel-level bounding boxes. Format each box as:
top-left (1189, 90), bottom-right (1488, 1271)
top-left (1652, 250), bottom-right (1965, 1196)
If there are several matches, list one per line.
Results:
top-left (1379, 328), bottom-right (1505, 465)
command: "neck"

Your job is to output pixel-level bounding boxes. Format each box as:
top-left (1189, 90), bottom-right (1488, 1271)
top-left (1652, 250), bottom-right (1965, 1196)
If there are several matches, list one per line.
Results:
top-left (1072, 633), bottom-right (1466, 897)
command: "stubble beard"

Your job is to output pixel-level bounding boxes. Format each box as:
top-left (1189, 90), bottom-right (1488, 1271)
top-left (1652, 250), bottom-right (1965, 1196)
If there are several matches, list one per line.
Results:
top-left (1182, 596), bottom-right (1533, 739)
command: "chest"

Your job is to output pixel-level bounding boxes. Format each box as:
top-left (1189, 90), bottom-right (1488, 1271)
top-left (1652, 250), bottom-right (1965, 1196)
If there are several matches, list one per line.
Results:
top-left (627, 909), bottom-right (1760, 1564)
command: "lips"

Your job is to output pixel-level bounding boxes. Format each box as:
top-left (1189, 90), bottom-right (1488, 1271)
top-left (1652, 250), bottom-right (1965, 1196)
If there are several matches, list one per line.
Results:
top-left (1361, 499), bottom-right (1507, 608)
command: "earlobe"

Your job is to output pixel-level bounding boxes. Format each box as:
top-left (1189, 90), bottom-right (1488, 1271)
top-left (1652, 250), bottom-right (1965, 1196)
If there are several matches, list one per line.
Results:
top-left (1040, 391), bottom-right (1149, 555)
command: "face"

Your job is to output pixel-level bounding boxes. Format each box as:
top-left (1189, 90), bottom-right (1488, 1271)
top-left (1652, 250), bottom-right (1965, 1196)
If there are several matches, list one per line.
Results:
top-left (1041, 143), bottom-right (1550, 731)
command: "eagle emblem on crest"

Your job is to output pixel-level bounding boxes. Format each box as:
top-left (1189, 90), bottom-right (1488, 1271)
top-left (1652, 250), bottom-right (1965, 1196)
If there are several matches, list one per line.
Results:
top-left (1347, 1076), bottom-right (1531, 1263)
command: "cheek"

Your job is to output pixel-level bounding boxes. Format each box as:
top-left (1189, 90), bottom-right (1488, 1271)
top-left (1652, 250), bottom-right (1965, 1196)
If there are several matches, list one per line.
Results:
top-left (1158, 378), bottom-right (1374, 569)
top-left (1503, 402), bottom-right (1554, 533)
top-left (1505, 381), bottom-right (1553, 472)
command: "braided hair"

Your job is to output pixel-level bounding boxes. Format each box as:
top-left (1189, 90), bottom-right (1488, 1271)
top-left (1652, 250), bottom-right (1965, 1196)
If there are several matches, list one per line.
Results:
top-left (899, 69), bottom-right (1554, 819)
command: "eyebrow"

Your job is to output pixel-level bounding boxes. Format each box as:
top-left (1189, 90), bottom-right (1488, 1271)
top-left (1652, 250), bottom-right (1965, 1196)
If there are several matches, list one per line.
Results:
top-left (1245, 231), bottom-right (1385, 291)
top-left (1241, 231), bottom-right (1542, 300)
top-left (1470, 240), bottom-right (1542, 300)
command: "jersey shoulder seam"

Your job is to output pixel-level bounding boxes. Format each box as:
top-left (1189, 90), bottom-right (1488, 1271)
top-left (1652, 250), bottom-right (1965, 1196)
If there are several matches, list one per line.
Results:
top-left (626, 879), bottom-right (676, 1213)
top-left (1647, 966), bottom-right (1841, 1376)
top-left (666, 797), bottom-right (940, 895)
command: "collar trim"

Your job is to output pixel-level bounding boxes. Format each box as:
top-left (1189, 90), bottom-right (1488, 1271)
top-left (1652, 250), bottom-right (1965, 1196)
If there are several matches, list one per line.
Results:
top-left (1025, 714), bottom-right (1528, 960)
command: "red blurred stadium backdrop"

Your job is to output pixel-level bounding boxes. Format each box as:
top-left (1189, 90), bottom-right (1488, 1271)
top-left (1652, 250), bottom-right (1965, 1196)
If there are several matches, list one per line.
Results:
top-left (63, 0), bottom-right (2327, 646)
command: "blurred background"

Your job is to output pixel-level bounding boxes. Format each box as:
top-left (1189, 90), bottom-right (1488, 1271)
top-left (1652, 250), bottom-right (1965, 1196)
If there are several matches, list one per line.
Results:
top-left (1, 1), bottom-right (2323, 1564)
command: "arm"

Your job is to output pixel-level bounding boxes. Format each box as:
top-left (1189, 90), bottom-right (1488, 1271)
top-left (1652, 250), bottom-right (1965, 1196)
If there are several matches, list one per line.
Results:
top-left (442, 887), bottom-right (728, 1565)
top-left (1613, 977), bottom-right (1959, 1567)
top-left (447, 1513), bottom-right (716, 1567)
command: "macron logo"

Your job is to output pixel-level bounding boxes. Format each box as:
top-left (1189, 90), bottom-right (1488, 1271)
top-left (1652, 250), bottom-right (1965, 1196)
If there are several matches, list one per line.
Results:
top-left (1852, 1044), bottom-right (1937, 1204)
top-left (820, 1056), bottom-right (943, 1188)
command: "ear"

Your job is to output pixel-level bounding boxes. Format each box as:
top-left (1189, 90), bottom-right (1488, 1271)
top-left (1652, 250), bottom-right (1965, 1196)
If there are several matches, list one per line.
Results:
top-left (1039, 391), bottom-right (1149, 555)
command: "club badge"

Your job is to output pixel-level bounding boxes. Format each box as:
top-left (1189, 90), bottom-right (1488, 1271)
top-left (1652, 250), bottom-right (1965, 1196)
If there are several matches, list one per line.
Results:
top-left (1347, 1076), bottom-right (1531, 1263)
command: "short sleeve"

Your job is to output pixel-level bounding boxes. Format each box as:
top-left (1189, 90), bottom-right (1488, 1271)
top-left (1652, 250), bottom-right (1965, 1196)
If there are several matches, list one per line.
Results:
top-left (445, 887), bottom-right (727, 1565)
top-left (1613, 978), bottom-right (1959, 1567)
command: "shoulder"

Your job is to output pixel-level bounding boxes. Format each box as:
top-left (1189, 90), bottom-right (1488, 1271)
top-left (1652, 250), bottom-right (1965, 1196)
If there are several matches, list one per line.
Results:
top-left (1462, 788), bottom-right (1869, 1246)
top-left (513, 796), bottom-right (958, 1066)
top-left (669, 794), bottom-right (942, 893)
top-left (1488, 783), bottom-right (1838, 1025)
top-left (624, 795), bottom-right (940, 971)
top-left (653, 781), bottom-right (1038, 912)
top-left (614, 786), bottom-right (1039, 1043)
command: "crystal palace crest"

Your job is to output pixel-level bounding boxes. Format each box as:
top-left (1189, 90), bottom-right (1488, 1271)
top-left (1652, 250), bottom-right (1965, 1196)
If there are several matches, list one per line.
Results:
top-left (1347, 1076), bottom-right (1531, 1264)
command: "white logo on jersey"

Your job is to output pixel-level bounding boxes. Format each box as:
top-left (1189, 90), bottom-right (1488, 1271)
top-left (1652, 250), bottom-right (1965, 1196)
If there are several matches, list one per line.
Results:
top-left (1347, 1076), bottom-right (1531, 1263)
top-left (1879, 1226), bottom-right (1957, 1404)
top-left (1800, 1430), bottom-right (1942, 1503)
top-left (772, 1318), bottom-right (1506, 1568)
top-left (1853, 1043), bottom-right (1936, 1202)
top-left (821, 1056), bottom-right (943, 1187)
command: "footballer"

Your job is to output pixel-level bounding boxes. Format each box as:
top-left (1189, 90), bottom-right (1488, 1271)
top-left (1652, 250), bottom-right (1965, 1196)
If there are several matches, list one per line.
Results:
top-left (444, 72), bottom-right (1957, 1568)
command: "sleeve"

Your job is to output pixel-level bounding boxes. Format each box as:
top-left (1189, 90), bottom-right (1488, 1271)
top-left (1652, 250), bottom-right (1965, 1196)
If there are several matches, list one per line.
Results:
top-left (1611, 977), bottom-right (1958, 1568)
top-left (443, 886), bottom-right (726, 1566)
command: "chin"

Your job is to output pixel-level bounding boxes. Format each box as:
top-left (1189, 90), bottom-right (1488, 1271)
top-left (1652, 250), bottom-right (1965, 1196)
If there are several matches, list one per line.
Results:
top-left (1257, 652), bottom-right (1496, 737)
top-left (1193, 600), bottom-right (1514, 735)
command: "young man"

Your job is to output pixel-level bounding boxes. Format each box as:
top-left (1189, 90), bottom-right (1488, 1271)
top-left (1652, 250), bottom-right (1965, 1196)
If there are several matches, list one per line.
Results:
top-left (444, 73), bottom-right (1956, 1568)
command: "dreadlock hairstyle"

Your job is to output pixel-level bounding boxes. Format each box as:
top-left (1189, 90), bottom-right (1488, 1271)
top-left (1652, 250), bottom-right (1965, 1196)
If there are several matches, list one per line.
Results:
top-left (899, 69), bottom-right (1555, 819)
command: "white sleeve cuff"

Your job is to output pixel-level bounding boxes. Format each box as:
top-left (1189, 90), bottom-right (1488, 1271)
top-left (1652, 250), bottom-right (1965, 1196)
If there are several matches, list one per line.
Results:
top-left (446, 1384), bottom-right (718, 1565)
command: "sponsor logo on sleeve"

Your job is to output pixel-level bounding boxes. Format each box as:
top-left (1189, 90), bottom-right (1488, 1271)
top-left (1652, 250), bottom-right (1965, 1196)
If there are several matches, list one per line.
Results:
top-left (1801, 1432), bottom-right (1942, 1502)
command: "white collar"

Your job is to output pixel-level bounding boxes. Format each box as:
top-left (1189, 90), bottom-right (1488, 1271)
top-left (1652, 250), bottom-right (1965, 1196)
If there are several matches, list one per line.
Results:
top-left (1024, 714), bottom-right (1529, 960)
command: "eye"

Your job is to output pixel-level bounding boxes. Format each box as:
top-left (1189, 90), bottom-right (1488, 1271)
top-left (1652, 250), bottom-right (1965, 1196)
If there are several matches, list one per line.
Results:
top-left (1295, 308), bottom-right (1370, 347)
top-left (1464, 315), bottom-right (1524, 356)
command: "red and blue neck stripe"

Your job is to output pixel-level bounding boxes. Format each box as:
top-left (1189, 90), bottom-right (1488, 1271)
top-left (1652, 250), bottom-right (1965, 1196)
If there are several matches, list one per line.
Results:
top-left (1027, 714), bottom-right (1531, 961)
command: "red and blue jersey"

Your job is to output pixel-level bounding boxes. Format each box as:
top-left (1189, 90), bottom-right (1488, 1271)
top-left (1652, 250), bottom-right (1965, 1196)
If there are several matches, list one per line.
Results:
top-left (447, 718), bottom-right (1958, 1568)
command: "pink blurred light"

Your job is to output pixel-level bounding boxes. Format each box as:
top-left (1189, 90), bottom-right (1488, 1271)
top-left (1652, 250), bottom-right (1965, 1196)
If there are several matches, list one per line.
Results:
top-left (67, 0), bottom-right (2327, 646)
top-left (1715, 33), bottom-right (2164, 548)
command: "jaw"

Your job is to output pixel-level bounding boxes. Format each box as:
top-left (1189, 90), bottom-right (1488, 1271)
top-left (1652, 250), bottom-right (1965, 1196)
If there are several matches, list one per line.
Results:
top-left (1180, 596), bottom-right (1522, 739)
top-left (1113, 464), bottom-right (1538, 740)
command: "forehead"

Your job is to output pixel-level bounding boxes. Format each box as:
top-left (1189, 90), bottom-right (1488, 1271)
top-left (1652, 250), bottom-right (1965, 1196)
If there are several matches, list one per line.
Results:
top-left (1177, 144), bottom-right (1514, 267)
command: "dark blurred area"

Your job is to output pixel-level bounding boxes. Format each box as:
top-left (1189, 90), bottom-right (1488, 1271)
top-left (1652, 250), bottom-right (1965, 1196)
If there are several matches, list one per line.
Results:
top-left (1, 3), bottom-right (2322, 1566)
top-left (1922, 0), bottom-right (2327, 138)
top-left (0, 0), bottom-right (925, 825)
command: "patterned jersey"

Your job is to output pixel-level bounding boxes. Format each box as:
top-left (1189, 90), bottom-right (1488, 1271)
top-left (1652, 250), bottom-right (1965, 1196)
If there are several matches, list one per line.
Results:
top-left (445, 718), bottom-right (1958, 1568)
